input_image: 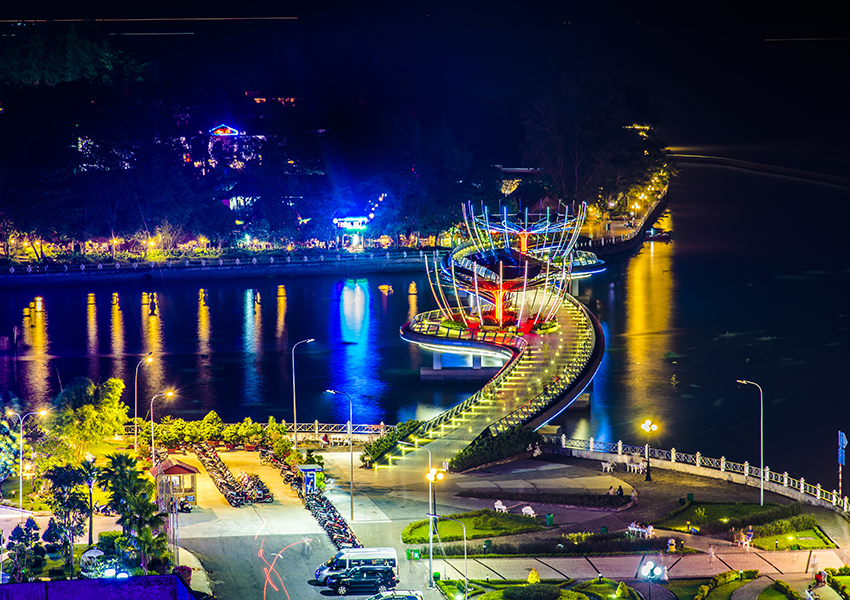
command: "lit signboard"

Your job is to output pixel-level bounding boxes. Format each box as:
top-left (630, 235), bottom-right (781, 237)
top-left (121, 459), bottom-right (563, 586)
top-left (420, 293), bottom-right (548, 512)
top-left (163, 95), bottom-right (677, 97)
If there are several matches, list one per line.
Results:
top-left (208, 124), bottom-right (241, 136)
top-left (333, 217), bottom-right (368, 231)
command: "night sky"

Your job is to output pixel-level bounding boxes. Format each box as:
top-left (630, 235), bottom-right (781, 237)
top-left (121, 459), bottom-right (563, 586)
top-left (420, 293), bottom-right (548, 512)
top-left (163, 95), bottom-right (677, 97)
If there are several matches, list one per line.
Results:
top-left (3, 1), bottom-right (848, 172)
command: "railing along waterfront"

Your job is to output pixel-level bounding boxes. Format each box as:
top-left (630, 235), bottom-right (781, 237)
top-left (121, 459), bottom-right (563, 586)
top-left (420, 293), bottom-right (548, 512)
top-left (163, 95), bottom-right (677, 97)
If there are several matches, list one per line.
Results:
top-left (484, 295), bottom-right (596, 435)
top-left (126, 421), bottom-right (395, 438)
top-left (402, 309), bottom-right (528, 438)
top-left (3, 250), bottom-right (447, 277)
top-left (546, 436), bottom-right (850, 514)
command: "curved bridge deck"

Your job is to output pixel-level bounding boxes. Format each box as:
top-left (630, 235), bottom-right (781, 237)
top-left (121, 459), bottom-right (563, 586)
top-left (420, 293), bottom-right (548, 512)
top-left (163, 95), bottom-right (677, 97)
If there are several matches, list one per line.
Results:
top-left (393, 295), bottom-right (603, 471)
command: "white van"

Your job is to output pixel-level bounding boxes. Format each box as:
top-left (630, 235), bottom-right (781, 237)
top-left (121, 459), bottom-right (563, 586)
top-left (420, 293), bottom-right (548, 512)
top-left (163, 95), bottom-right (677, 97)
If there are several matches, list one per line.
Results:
top-left (315, 547), bottom-right (398, 584)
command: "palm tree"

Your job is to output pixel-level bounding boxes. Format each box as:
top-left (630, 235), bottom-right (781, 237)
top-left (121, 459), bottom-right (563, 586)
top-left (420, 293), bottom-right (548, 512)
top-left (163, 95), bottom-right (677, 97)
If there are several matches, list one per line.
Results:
top-left (98, 453), bottom-right (143, 534)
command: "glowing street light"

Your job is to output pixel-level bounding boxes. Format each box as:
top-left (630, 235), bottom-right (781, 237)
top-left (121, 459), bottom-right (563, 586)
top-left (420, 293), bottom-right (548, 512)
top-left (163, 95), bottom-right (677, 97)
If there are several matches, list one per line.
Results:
top-left (428, 513), bottom-right (465, 599)
top-left (150, 391), bottom-right (174, 466)
top-left (641, 560), bottom-right (664, 600)
top-left (426, 467), bottom-right (444, 588)
top-left (6, 409), bottom-right (47, 510)
top-left (134, 353), bottom-right (154, 453)
top-left (641, 419), bottom-right (658, 482)
top-left (291, 338), bottom-right (315, 449)
top-left (737, 379), bottom-right (764, 506)
top-left (325, 390), bottom-right (354, 521)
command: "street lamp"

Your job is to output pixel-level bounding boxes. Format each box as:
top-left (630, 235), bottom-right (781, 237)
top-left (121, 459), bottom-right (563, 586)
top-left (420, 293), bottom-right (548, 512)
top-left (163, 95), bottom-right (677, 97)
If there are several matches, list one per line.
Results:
top-left (134, 353), bottom-right (153, 453)
top-left (641, 560), bottom-right (664, 600)
top-left (428, 513), bottom-right (466, 600)
top-left (398, 440), bottom-right (436, 589)
top-left (737, 379), bottom-right (764, 506)
top-left (150, 391), bottom-right (174, 466)
top-left (6, 409), bottom-right (47, 510)
top-left (641, 419), bottom-right (658, 482)
top-left (291, 339), bottom-right (314, 449)
top-left (326, 389), bottom-right (354, 522)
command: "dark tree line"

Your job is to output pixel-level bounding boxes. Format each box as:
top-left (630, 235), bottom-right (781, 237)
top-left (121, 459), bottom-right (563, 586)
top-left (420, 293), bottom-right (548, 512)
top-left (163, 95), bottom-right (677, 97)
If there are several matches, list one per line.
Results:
top-left (0, 24), bottom-right (671, 260)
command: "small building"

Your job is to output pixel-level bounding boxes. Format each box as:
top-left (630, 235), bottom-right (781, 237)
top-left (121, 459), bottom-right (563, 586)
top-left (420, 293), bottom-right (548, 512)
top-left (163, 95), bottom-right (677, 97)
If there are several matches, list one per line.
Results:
top-left (149, 459), bottom-right (200, 506)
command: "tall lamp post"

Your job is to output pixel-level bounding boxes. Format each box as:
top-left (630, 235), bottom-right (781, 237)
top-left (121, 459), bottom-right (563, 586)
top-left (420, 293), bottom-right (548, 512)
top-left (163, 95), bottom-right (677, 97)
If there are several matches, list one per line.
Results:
top-left (7, 410), bottom-right (47, 511)
top-left (325, 389), bottom-right (354, 521)
top-left (398, 441), bottom-right (436, 589)
top-left (150, 391), bottom-right (174, 466)
top-left (737, 379), bottom-right (764, 506)
top-left (641, 560), bottom-right (663, 600)
top-left (134, 353), bottom-right (153, 453)
top-left (291, 339), bottom-right (314, 449)
top-left (641, 419), bottom-right (658, 482)
top-left (428, 513), bottom-right (466, 600)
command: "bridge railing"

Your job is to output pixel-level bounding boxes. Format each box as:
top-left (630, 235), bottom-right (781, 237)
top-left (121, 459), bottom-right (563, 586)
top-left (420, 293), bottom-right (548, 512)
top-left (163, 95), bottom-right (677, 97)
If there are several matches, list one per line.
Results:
top-left (125, 421), bottom-right (395, 438)
top-left (546, 436), bottom-right (849, 514)
top-left (484, 296), bottom-right (597, 435)
top-left (3, 250), bottom-right (448, 277)
top-left (406, 309), bottom-right (529, 349)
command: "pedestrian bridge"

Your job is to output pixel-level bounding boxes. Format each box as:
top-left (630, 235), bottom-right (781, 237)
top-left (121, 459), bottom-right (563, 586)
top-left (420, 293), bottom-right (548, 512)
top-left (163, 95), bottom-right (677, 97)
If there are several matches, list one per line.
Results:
top-left (388, 291), bottom-right (604, 472)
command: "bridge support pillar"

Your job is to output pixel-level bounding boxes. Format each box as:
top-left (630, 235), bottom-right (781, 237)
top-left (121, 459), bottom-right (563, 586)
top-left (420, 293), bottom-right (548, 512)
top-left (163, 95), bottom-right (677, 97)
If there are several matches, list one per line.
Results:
top-left (432, 352), bottom-right (442, 370)
top-left (472, 354), bottom-right (481, 369)
top-left (571, 278), bottom-right (579, 296)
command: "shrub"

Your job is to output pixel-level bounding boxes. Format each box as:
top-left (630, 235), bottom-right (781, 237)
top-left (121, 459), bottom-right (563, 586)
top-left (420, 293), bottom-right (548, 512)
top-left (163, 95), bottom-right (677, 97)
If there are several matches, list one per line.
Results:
top-left (616, 582), bottom-right (630, 598)
top-left (699, 503), bottom-right (801, 535)
top-left (527, 568), bottom-right (540, 584)
top-left (173, 565), bottom-right (192, 585)
top-left (362, 420), bottom-right (423, 465)
top-left (651, 500), bottom-right (691, 525)
top-left (773, 581), bottom-right (805, 600)
top-left (693, 569), bottom-right (759, 600)
top-left (753, 514), bottom-right (818, 537)
top-left (693, 508), bottom-right (707, 523)
top-left (98, 531), bottom-right (122, 553)
top-left (450, 427), bottom-right (542, 472)
top-left (503, 584), bottom-right (562, 600)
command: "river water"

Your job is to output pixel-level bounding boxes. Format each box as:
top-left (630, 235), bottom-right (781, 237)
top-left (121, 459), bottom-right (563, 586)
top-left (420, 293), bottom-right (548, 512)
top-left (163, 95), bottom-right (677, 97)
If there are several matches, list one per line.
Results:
top-left (1, 165), bottom-right (848, 484)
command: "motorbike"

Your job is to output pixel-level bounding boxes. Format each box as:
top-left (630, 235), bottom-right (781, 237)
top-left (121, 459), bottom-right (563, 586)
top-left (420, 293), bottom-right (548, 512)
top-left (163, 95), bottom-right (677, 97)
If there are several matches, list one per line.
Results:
top-left (178, 499), bottom-right (193, 513)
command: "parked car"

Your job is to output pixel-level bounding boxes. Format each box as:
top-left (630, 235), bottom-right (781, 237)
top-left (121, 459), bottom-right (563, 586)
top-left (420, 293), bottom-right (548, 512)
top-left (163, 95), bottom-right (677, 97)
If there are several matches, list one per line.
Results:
top-left (366, 592), bottom-right (424, 600)
top-left (326, 565), bottom-right (398, 596)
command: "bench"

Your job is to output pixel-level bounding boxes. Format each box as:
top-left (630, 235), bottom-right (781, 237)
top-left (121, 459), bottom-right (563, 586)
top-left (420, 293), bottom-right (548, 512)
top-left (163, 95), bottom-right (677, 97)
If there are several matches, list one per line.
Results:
top-left (601, 461), bottom-right (614, 473)
top-left (494, 501), bottom-right (507, 513)
top-left (522, 506), bottom-right (536, 518)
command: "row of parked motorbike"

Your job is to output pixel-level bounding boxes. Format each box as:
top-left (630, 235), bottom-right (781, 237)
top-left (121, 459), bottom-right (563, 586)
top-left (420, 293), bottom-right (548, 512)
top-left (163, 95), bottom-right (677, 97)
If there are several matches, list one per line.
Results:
top-left (193, 443), bottom-right (274, 506)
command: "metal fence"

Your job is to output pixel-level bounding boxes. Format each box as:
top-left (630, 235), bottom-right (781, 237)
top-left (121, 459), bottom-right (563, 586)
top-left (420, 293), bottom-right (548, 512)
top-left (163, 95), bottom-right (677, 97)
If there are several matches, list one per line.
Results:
top-left (546, 436), bottom-right (849, 513)
top-left (3, 250), bottom-right (447, 277)
top-left (125, 421), bottom-right (394, 438)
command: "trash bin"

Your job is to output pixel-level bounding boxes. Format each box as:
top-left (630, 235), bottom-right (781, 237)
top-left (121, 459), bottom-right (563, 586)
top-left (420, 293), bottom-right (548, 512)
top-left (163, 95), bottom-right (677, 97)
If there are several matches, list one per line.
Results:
top-left (406, 549), bottom-right (412, 560)
top-left (483, 540), bottom-right (492, 553)
top-left (678, 498), bottom-right (686, 505)
top-left (668, 539), bottom-right (676, 554)
top-left (687, 493), bottom-right (694, 502)
top-left (601, 526), bottom-right (608, 534)
top-left (433, 573), bottom-right (441, 582)
top-left (546, 514), bottom-right (554, 527)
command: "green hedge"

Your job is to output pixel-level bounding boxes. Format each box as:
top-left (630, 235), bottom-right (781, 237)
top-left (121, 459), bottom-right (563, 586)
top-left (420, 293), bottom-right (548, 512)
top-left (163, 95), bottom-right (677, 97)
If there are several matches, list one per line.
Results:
top-left (650, 500), bottom-right (692, 525)
top-left (456, 489), bottom-right (630, 509)
top-left (825, 569), bottom-right (850, 600)
top-left (362, 420), bottom-right (423, 465)
top-left (401, 509), bottom-right (541, 543)
top-left (693, 570), bottom-right (759, 600)
top-left (699, 503), bottom-right (801, 535)
top-left (424, 531), bottom-right (679, 557)
top-left (772, 581), bottom-right (805, 600)
top-left (753, 514), bottom-right (817, 537)
top-left (450, 427), bottom-right (542, 472)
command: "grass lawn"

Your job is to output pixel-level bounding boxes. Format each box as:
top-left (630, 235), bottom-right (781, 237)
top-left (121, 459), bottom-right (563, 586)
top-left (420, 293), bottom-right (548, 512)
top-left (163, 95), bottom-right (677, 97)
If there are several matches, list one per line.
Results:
top-left (751, 528), bottom-right (835, 551)
top-left (831, 576), bottom-right (850, 588)
top-left (404, 512), bottom-right (544, 543)
top-left (705, 580), bottom-right (752, 600)
top-left (577, 581), bottom-right (622, 599)
top-left (655, 502), bottom-right (780, 532)
top-left (758, 586), bottom-right (789, 600)
top-left (661, 578), bottom-right (712, 600)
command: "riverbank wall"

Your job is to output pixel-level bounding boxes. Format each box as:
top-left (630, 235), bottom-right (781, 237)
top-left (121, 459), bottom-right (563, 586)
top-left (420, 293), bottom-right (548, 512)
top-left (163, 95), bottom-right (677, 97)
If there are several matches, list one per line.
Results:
top-left (0, 254), bottom-right (442, 289)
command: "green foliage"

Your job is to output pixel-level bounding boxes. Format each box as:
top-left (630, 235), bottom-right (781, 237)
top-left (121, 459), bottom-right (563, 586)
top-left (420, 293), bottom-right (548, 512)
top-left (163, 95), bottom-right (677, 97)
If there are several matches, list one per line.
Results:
top-left (50, 377), bottom-right (128, 461)
top-left (97, 530), bottom-right (122, 552)
top-left (403, 509), bottom-right (543, 543)
top-left (222, 423), bottom-right (242, 445)
top-left (43, 464), bottom-right (88, 571)
top-left (616, 582), bottom-right (630, 598)
top-left (0, 418), bottom-right (19, 481)
top-left (693, 570), bottom-right (758, 600)
top-left (362, 420), bottom-right (423, 465)
top-left (273, 437), bottom-right (293, 460)
top-left (450, 427), bottom-right (542, 472)
top-left (6, 517), bottom-right (42, 582)
top-left (693, 508), bottom-right (707, 524)
top-left (457, 489), bottom-right (630, 509)
top-left (771, 581), bottom-right (804, 600)
top-left (304, 450), bottom-right (325, 469)
top-left (753, 514), bottom-right (818, 537)
top-left (699, 503), bottom-right (801, 535)
top-left (440, 319), bottom-right (467, 330)
top-left (651, 500), bottom-right (692, 525)
top-left (201, 411), bottom-right (224, 440)
top-left (237, 417), bottom-right (265, 444)
top-left (503, 584), bottom-right (562, 600)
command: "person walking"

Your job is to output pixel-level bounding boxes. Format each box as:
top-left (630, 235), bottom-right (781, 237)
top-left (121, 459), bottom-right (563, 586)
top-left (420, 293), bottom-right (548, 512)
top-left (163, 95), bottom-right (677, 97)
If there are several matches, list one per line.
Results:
top-left (709, 545), bottom-right (715, 565)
